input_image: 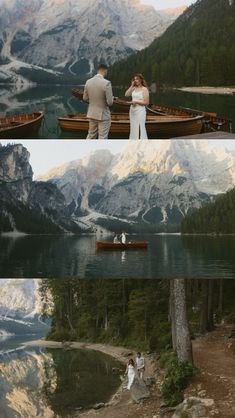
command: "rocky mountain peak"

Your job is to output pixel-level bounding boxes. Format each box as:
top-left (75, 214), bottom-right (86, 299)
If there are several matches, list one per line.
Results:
top-left (0, 0), bottom-right (184, 82)
top-left (37, 141), bottom-right (235, 229)
top-left (0, 143), bottom-right (33, 184)
top-left (0, 279), bottom-right (42, 318)
top-left (0, 143), bottom-right (84, 233)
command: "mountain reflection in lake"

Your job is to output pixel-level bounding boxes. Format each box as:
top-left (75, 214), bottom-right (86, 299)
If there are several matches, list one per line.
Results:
top-left (0, 85), bottom-right (234, 138)
top-left (0, 347), bottom-right (122, 418)
top-left (1, 234), bottom-right (235, 279)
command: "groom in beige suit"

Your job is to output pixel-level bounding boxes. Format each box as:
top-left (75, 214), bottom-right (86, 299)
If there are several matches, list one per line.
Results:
top-left (83, 64), bottom-right (113, 139)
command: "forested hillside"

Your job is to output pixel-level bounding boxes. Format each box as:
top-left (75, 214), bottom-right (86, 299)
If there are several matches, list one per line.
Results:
top-left (181, 187), bottom-right (235, 233)
top-left (109, 0), bottom-right (235, 87)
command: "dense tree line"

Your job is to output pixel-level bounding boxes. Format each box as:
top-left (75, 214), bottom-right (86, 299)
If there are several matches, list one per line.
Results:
top-left (40, 279), bottom-right (170, 351)
top-left (0, 202), bottom-right (63, 234)
top-left (181, 187), bottom-right (235, 233)
top-left (109, 0), bottom-right (235, 87)
top-left (40, 278), bottom-right (235, 405)
top-left (40, 279), bottom-right (235, 352)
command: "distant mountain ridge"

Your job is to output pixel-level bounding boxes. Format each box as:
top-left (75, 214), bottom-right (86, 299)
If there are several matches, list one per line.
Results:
top-left (37, 141), bottom-right (235, 231)
top-left (0, 0), bottom-right (184, 83)
top-left (1, 141), bottom-right (235, 233)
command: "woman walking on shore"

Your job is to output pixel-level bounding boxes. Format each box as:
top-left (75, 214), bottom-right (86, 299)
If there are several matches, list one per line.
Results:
top-left (125, 73), bottom-right (149, 140)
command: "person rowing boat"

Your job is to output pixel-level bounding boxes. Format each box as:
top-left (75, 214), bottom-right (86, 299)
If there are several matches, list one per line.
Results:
top-left (113, 234), bottom-right (120, 243)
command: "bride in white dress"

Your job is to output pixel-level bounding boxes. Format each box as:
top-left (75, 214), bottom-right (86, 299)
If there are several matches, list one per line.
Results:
top-left (125, 74), bottom-right (149, 139)
top-left (126, 359), bottom-right (136, 390)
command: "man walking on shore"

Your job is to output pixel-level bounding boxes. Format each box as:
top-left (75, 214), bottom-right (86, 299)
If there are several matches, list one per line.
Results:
top-left (136, 352), bottom-right (145, 380)
top-left (83, 64), bottom-right (113, 139)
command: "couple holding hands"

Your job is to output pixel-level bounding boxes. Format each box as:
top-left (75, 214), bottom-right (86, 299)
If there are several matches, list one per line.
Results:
top-left (83, 64), bottom-right (149, 140)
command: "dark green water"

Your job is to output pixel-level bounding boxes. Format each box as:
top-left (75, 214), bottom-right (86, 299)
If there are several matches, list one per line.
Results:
top-left (0, 85), bottom-right (234, 138)
top-left (0, 345), bottom-right (122, 417)
top-left (1, 234), bottom-right (235, 279)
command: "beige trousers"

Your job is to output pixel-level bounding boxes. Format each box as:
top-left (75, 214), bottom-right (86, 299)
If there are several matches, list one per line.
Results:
top-left (87, 118), bottom-right (111, 139)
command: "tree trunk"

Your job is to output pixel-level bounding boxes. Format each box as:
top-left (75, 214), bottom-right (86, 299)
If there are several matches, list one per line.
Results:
top-left (172, 279), bottom-right (193, 363)
top-left (192, 279), bottom-right (199, 306)
top-left (207, 280), bottom-right (214, 331)
top-left (122, 279), bottom-right (126, 315)
top-left (169, 280), bottom-right (176, 350)
top-left (218, 279), bottom-right (224, 318)
top-left (104, 304), bottom-right (108, 331)
top-left (200, 280), bottom-right (208, 334)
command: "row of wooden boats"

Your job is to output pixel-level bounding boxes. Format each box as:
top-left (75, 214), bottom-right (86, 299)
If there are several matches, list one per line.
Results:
top-left (67, 88), bottom-right (232, 138)
top-left (0, 89), bottom-right (232, 139)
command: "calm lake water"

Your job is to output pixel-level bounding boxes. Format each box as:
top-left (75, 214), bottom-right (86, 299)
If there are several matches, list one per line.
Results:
top-left (1, 234), bottom-right (235, 279)
top-left (0, 84), bottom-right (234, 138)
top-left (0, 342), bottom-right (122, 417)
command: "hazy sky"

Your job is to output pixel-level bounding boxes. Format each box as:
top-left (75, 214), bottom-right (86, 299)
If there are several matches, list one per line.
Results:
top-left (1, 140), bottom-right (235, 178)
top-left (141, 0), bottom-right (197, 9)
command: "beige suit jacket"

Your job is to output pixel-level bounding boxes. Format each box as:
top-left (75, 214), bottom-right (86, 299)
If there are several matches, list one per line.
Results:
top-left (83, 74), bottom-right (113, 121)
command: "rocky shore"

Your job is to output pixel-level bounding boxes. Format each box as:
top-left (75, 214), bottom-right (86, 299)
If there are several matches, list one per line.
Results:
top-left (24, 326), bottom-right (235, 418)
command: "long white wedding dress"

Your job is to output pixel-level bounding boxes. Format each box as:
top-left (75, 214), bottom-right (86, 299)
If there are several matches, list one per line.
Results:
top-left (129, 90), bottom-right (148, 140)
top-left (127, 364), bottom-right (135, 390)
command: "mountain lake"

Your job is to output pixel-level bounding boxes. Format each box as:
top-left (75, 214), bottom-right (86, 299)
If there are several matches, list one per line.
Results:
top-left (0, 85), bottom-right (234, 138)
top-left (0, 333), bottom-right (122, 417)
top-left (1, 234), bottom-right (235, 279)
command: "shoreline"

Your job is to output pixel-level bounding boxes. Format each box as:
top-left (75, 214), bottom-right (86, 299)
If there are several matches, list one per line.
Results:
top-left (177, 86), bottom-right (235, 95)
top-left (22, 339), bottom-right (157, 418)
top-left (22, 338), bottom-right (130, 364)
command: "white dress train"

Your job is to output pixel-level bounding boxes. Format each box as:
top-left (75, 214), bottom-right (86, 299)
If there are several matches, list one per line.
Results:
top-left (129, 90), bottom-right (148, 140)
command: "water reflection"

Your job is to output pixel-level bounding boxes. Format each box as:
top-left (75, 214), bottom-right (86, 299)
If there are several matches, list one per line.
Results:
top-left (121, 251), bottom-right (126, 263)
top-left (0, 85), bottom-right (234, 138)
top-left (0, 347), bottom-right (121, 417)
top-left (1, 234), bottom-right (235, 278)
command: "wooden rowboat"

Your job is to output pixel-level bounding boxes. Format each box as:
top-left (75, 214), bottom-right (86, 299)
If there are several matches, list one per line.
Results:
top-left (0, 112), bottom-right (44, 139)
top-left (72, 88), bottom-right (231, 134)
top-left (96, 241), bottom-right (148, 250)
top-left (58, 113), bottom-right (204, 139)
top-left (113, 100), bottom-right (232, 133)
top-left (149, 104), bottom-right (232, 133)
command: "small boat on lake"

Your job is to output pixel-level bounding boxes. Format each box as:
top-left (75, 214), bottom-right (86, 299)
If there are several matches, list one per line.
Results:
top-left (58, 112), bottom-right (204, 139)
top-left (96, 241), bottom-right (148, 250)
top-left (0, 111), bottom-right (44, 139)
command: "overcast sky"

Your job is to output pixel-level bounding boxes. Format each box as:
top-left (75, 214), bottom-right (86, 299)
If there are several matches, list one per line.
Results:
top-left (1, 140), bottom-right (235, 178)
top-left (141, 0), bottom-right (197, 9)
